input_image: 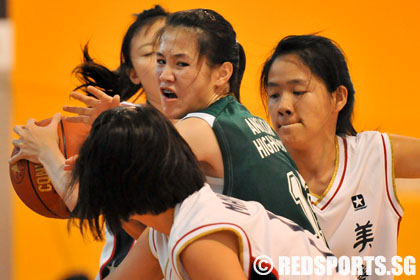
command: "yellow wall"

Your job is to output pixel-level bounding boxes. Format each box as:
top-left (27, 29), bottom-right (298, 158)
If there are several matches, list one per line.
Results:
top-left (9, 0), bottom-right (420, 279)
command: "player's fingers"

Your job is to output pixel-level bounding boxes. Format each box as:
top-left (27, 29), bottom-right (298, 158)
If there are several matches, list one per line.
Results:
top-left (65, 154), bottom-right (78, 164)
top-left (8, 151), bottom-right (22, 164)
top-left (12, 138), bottom-right (23, 147)
top-left (70, 91), bottom-right (101, 107)
top-left (63, 105), bottom-right (92, 116)
top-left (112, 94), bottom-right (121, 103)
top-left (25, 118), bottom-right (36, 126)
top-left (63, 154), bottom-right (78, 171)
top-left (62, 115), bottom-right (90, 124)
top-left (63, 164), bottom-right (72, 171)
top-left (13, 125), bottom-right (24, 136)
top-left (50, 112), bottom-right (61, 126)
top-left (110, 95), bottom-right (121, 107)
top-left (9, 153), bottom-right (40, 164)
top-left (87, 86), bottom-right (113, 102)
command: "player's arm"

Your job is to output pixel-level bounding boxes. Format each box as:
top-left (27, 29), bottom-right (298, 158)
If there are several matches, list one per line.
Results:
top-left (175, 118), bottom-right (224, 178)
top-left (105, 227), bottom-right (163, 280)
top-left (9, 113), bottom-right (78, 209)
top-left (390, 134), bottom-right (420, 178)
top-left (180, 230), bottom-right (246, 280)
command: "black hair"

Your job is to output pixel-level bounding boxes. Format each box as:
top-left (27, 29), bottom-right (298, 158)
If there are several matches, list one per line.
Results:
top-left (70, 105), bottom-right (205, 240)
top-left (260, 35), bottom-right (357, 136)
top-left (160, 9), bottom-right (245, 101)
top-left (73, 5), bottom-right (168, 101)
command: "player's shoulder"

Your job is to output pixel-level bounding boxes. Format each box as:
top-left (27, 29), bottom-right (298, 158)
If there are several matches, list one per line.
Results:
top-left (173, 185), bottom-right (259, 231)
top-left (175, 118), bottom-right (216, 148)
top-left (342, 131), bottom-right (387, 151)
top-left (176, 115), bottom-right (216, 137)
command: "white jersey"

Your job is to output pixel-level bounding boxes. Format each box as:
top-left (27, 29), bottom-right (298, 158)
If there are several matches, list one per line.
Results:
top-left (149, 184), bottom-right (352, 279)
top-left (310, 131), bottom-right (403, 279)
top-left (95, 227), bottom-right (135, 279)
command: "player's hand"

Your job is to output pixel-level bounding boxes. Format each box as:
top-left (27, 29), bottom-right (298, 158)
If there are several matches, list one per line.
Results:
top-left (63, 86), bottom-right (120, 126)
top-left (63, 154), bottom-right (78, 171)
top-left (9, 112), bottom-right (61, 164)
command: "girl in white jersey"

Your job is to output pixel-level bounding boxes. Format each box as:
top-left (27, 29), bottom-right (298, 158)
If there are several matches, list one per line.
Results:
top-left (69, 105), bottom-right (352, 280)
top-left (260, 35), bottom-right (420, 279)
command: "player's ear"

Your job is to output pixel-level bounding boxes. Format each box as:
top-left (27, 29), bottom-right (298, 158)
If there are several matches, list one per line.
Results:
top-left (333, 85), bottom-right (348, 113)
top-left (129, 68), bottom-right (141, 85)
top-left (214, 62), bottom-right (233, 87)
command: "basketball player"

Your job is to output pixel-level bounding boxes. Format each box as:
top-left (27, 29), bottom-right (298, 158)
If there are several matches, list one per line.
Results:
top-left (261, 35), bottom-right (420, 279)
top-left (70, 105), bottom-right (353, 280)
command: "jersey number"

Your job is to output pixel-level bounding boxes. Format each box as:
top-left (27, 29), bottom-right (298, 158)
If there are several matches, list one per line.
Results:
top-left (287, 171), bottom-right (325, 242)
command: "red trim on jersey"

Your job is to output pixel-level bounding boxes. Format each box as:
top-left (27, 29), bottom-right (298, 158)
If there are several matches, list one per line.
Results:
top-left (321, 138), bottom-right (348, 210)
top-left (381, 134), bottom-right (402, 220)
top-left (99, 234), bottom-right (117, 279)
top-left (397, 217), bottom-right (402, 237)
top-left (152, 229), bottom-right (158, 256)
top-left (171, 222), bottom-right (252, 279)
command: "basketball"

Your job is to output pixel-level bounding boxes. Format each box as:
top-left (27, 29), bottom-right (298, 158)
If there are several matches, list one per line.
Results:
top-left (9, 118), bottom-right (90, 219)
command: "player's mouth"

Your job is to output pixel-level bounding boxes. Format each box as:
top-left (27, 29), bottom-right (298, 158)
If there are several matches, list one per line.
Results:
top-left (161, 88), bottom-right (178, 99)
top-left (278, 121), bottom-right (298, 129)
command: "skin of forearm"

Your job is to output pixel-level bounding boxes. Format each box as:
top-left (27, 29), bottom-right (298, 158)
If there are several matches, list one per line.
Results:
top-left (38, 145), bottom-right (78, 211)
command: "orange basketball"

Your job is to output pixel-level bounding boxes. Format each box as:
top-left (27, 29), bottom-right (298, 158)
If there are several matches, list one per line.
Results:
top-left (9, 118), bottom-right (90, 219)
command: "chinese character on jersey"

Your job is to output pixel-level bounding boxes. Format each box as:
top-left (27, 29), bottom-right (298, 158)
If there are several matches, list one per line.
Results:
top-left (353, 220), bottom-right (374, 253)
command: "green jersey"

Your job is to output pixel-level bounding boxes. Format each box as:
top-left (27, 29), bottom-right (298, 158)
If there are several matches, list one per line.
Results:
top-left (184, 95), bottom-right (323, 237)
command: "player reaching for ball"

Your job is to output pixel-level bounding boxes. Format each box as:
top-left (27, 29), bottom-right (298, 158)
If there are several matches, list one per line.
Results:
top-left (70, 105), bottom-right (354, 280)
top-left (9, 117), bottom-right (89, 218)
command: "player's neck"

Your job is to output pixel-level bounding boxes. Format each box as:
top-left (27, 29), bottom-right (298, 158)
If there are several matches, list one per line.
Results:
top-left (132, 208), bottom-right (175, 236)
top-left (288, 135), bottom-right (337, 196)
top-left (146, 95), bottom-right (164, 113)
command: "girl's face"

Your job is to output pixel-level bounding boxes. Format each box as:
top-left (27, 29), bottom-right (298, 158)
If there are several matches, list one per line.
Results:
top-left (155, 28), bottom-right (221, 119)
top-left (266, 54), bottom-right (339, 149)
top-left (129, 19), bottom-right (165, 108)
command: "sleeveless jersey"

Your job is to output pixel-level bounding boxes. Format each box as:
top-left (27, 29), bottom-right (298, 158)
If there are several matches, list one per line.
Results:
top-left (183, 95), bottom-right (322, 238)
top-left (95, 228), bottom-right (135, 279)
top-left (309, 132), bottom-right (403, 279)
top-left (149, 185), bottom-right (352, 280)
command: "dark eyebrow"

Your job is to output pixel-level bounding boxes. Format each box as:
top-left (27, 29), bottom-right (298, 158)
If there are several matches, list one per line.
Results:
top-left (134, 42), bottom-right (153, 50)
top-left (266, 82), bottom-right (279, 88)
top-left (287, 79), bottom-right (307, 85)
top-left (155, 52), bottom-right (190, 59)
top-left (267, 79), bottom-right (307, 88)
top-left (173, 53), bottom-right (189, 59)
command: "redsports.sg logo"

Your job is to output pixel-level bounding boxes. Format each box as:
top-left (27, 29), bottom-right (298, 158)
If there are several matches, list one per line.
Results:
top-left (253, 255), bottom-right (416, 276)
